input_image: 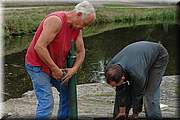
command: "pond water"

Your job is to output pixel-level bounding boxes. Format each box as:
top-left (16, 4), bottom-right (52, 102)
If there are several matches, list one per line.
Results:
top-left (4, 24), bottom-right (178, 101)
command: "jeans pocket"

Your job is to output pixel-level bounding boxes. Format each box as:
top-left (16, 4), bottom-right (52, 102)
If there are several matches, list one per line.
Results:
top-left (25, 64), bottom-right (51, 88)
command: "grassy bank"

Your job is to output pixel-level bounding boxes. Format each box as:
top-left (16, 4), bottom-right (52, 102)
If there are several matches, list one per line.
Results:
top-left (4, 5), bottom-right (176, 46)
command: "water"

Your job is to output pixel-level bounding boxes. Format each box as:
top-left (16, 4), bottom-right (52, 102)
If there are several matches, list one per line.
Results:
top-left (79, 23), bottom-right (177, 83)
top-left (4, 24), bottom-right (177, 101)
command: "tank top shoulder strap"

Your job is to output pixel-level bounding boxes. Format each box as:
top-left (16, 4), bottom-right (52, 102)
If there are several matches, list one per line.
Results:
top-left (44, 11), bottom-right (67, 25)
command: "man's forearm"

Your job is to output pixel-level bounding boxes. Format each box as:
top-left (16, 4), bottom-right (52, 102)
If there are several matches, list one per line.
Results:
top-left (34, 44), bottom-right (59, 71)
top-left (132, 96), bottom-right (143, 114)
top-left (72, 50), bottom-right (85, 72)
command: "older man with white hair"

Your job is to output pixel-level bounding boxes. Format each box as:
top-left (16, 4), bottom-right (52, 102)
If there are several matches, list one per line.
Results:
top-left (25, 1), bottom-right (96, 120)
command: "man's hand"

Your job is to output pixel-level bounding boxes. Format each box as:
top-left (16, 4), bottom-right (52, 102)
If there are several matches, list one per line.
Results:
top-left (61, 68), bottom-right (77, 84)
top-left (129, 113), bottom-right (139, 120)
top-left (52, 68), bottom-right (63, 80)
top-left (115, 113), bottom-right (126, 120)
top-left (115, 107), bottom-right (127, 120)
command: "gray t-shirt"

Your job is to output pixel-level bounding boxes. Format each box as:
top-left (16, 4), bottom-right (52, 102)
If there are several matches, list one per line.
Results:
top-left (107, 41), bottom-right (161, 112)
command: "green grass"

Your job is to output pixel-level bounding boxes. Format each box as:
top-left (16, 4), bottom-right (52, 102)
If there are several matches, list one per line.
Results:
top-left (3, 5), bottom-right (176, 47)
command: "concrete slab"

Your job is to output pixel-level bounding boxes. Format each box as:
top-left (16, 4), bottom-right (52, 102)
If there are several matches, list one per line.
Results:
top-left (1, 75), bottom-right (179, 119)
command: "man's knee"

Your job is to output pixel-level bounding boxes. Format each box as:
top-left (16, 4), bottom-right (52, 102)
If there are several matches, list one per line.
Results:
top-left (144, 93), bottom-right (160, 103)
top-left (37, 95), bottom-right (54, 112)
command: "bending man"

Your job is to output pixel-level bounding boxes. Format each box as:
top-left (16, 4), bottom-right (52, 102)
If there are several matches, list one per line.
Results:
top-left (105, 41), bottom-right (169, 120)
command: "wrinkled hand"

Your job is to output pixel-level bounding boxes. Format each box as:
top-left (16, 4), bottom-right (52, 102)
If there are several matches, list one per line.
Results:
top-left (115, 106), bottom-right (127, 120)
top-left (115, 113), bottom-right (127, 120)
top-left (129, 113), bottom-right (139, 120)
top-left (52, 68), bottom-right (63, 80)
top-left (61, 68), bottom-right (77, 85)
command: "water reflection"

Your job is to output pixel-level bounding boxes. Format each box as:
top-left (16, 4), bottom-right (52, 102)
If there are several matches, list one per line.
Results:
top-left (4, 24), bottom-right (177, 101)
top-left (79, 23), bottom-right (177, 83)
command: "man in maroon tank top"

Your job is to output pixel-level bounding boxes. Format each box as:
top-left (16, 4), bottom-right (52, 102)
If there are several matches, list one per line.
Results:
top-left (25, 1), bottom-right (96, 120)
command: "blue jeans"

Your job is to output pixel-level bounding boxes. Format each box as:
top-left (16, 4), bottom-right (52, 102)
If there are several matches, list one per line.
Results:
top-left (25, 64), bottom-right (69, 120)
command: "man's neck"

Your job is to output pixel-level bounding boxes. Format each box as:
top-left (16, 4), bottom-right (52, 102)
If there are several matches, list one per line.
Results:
top-left (65, 11), bottom-right (74, 28)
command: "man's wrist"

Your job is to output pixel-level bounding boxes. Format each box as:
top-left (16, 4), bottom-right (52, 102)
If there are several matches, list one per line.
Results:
top-left (50, 65), bottom-right (60, 72)
top-left (132, 113), bottom-right (139, 119)
top-left (72, 66), bottom-right (79, 73)
top-left (119, 106), bottom-right (126, 113)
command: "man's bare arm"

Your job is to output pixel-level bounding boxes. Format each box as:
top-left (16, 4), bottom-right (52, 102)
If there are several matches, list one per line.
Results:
top-left (115, 107), bottom-right (126, 119)
top-left (73, 30), bottom-right (85, 72)
top-left (61, 30), bottom-right (85, 83)
top-left (34, 16), bottom-right (63, 79)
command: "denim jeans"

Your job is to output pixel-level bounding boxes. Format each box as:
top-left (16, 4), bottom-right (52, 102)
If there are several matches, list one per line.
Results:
top-left (25, 64), bottom-right (69, 120)
top-left (143, 45), bottom-right (169, 120)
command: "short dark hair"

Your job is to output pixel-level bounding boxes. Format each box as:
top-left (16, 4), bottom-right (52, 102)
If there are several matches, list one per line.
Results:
top-left (105, 64), bottom-right (124, 84)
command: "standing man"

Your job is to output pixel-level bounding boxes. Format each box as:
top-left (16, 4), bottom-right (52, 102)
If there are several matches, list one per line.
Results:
top-left (25, 1), bottom-right (96, 120)
top-left (105, 41), bottom-right (169, 120)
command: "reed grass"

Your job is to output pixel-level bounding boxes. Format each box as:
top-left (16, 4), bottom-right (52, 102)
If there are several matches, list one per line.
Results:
top-left (3, 5), bottom-right (176, 46)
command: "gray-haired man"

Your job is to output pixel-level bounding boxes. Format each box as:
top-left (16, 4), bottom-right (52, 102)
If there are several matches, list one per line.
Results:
top-left (25, 1), bottom-right (96, 120)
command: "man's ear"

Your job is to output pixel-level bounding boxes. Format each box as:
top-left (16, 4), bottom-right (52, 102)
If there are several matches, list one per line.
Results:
top-left (77, 12), bottom-right (83, 17)
top-left (121, 74), bottom-right (125, 81)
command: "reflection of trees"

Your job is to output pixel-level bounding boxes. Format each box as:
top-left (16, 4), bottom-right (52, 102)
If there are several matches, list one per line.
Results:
top-left (77, 24), bottom-right (177, 84)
